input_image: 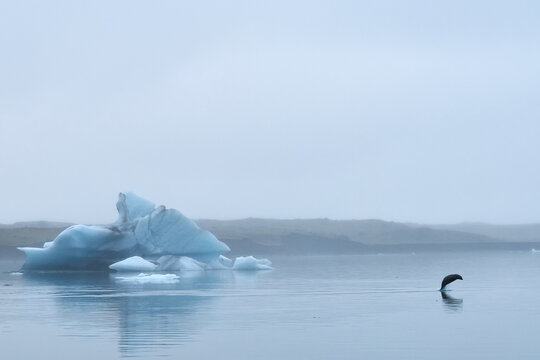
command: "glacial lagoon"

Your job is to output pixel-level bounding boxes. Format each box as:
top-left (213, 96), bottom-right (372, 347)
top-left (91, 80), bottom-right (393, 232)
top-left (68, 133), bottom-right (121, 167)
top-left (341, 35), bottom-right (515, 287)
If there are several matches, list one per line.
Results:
top-left (2, 252), bottom-right (540, 359)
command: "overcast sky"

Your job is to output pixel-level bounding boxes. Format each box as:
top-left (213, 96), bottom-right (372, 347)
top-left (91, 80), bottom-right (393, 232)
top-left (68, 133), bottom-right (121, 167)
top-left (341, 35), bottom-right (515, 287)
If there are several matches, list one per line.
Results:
top-left (1, 0), bottom-right (539, 224)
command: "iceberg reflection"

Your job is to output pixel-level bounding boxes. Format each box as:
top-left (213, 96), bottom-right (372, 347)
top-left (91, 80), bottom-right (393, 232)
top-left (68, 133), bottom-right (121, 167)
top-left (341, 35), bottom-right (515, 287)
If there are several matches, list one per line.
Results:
top-left (21, 271), bottom-right (246, 357)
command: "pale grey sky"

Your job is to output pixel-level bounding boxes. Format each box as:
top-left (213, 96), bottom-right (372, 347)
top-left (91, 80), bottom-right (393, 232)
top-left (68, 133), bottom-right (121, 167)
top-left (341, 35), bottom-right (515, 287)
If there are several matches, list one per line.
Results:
top-left (1, 0), bottom-right (540, 224)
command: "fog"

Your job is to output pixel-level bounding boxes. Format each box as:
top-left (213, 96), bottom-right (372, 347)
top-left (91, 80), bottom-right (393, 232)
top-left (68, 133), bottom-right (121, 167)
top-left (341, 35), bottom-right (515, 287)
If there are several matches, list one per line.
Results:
top-left (1, 1), bottom-right (539, 224)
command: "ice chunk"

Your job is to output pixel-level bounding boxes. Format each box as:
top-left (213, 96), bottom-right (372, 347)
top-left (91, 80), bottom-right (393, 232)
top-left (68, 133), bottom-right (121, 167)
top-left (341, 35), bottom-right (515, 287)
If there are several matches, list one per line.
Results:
top-left (233, 256), bottom-right (273, 270)
top-left (114, 273), bottom-right (180, 284)
top-left (109, 256), bottom-right (157, 272)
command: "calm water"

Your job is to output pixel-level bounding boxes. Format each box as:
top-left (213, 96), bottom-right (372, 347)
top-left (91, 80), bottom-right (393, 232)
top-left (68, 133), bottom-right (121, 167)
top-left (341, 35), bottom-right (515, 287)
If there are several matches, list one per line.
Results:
top-left (1, 252), bottom-right (540, 359)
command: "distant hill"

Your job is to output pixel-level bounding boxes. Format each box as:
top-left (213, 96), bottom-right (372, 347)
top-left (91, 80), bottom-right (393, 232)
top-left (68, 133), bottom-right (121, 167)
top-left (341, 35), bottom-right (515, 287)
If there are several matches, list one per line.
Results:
top-left (2, 219), bottom-right (540, 258)
top-left (0, 221), bottom-right (73, 229)
top-left (0, 227), bottom-right (69, 247)
top-left (198, 218), bottom-right (539, 255)
top-left (197, 218), bottom-right (495, 246)
top-left (426, 222), bottom-right (540, 242)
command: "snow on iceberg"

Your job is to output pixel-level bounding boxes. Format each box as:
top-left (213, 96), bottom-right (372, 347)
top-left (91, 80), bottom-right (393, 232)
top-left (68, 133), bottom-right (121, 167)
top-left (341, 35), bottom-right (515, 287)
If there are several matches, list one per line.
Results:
top-left (18, 192), bottom-right (272, 272)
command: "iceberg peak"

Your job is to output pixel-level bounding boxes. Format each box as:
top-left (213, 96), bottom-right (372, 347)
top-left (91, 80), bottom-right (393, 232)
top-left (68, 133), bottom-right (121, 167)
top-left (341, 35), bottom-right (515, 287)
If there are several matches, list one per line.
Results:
top-left (115, 192), bottom-right (156, 225)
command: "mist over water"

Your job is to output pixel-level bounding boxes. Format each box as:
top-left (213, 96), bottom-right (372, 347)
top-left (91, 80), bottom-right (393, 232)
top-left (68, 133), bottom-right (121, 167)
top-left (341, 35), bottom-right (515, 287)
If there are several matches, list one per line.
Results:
top-left (2, 252), bottom-right (540, 359)
top-left (1, 1), bottom-right (539, 359)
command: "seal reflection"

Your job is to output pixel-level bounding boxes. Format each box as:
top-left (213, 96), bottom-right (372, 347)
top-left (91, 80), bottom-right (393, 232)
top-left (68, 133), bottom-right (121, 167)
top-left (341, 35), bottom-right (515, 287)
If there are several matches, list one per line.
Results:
top-left (440, 291), bottom-right (463, 311)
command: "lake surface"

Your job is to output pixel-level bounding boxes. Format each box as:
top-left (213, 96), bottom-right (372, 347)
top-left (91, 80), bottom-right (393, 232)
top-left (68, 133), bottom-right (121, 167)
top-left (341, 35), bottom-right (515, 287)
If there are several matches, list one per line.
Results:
top-left (2, 251), bottom-right (540, 359)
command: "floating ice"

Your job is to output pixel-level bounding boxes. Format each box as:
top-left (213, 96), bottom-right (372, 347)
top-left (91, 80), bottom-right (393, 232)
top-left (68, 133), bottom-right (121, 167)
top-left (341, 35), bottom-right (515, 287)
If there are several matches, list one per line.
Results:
top-left (233, 256), bottom-right (273, 270)
top-left (18, 192), bottom-right (272, 272)
top-left (109, 256), bottom-right (158, 272)
top-left (115, 273), bottom-right (181, 284)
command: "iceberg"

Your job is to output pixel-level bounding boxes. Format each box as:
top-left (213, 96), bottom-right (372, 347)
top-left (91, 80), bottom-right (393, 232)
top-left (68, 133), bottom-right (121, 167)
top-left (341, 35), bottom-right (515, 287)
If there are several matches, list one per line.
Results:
top-left (18, 192), bottom-right (272, 272)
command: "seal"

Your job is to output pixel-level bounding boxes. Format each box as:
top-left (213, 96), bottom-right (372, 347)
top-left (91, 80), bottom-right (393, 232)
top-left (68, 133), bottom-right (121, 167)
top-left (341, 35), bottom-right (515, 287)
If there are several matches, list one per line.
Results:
top-left (440, 274), bottom-right (463, 291)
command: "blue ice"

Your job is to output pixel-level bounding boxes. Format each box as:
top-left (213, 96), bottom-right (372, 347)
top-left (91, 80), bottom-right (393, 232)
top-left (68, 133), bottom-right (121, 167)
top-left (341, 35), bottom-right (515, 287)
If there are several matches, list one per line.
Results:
top-left (18, 192), bottom-right (271, 272)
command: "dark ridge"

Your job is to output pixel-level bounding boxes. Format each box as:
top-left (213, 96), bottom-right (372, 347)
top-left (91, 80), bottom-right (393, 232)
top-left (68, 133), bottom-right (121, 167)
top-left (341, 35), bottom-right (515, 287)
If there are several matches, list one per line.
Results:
top-left (2, 219), bottom-right (540, 259)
